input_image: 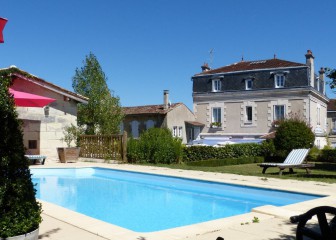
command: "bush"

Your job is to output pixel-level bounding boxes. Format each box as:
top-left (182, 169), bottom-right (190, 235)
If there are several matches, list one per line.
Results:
top-left (318, 149), bottom-right (336, 163)
top-left (307, 146), bottom-right (321, 162)
top-left (260, 139), bottom-right (276, 157)
top-left (127, 128), bottom-right (183, 164)
top-left (183, 143), bottom-right (264, 162)
top-left (185, 156), bottom-right (264, 167)
top-left (0, 76), bottom-right (42, 237)
top-left (273, 118), bottom-right (315, 156)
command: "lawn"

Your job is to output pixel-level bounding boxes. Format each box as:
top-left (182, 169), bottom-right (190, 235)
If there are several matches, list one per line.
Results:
top-left (148, 162), bottom-right (336, 184)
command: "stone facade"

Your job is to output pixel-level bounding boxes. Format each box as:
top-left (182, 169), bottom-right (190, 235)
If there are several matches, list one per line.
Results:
top-left (192, 51), bottom-right (329, 148)
top-left (5, 68), bottom-right (88, 161)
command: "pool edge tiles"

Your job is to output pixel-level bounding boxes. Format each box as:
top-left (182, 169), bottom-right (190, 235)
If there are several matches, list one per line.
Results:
top-left (40, 199), bottom-right (279, 240)
top-left (32, 165), bottom-right (335, 240)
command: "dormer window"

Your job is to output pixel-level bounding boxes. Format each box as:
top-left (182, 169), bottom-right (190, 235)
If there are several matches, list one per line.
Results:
top-left (212, 79), bottom-right (221, 92)
top-left (275, 74), bottom-right (285, 88)
top-left (245, 79), bottom-right (253, 90)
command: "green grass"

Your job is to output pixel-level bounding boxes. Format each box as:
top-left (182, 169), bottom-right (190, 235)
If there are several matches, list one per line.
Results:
top-left (141, 162), bottom-right (336, 184)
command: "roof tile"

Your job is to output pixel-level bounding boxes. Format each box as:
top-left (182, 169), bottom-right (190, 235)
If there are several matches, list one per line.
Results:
top-left (328, 99), bottom-right (336, 111)
top-left (123, 103), bottom-right (181, 115)
top-left (196, 58), bottom-right (307, 75)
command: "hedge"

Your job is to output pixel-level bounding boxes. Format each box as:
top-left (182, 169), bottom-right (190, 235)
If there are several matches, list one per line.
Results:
top-left (318, 149), bottom-right (336, 163)
top-left (183, 143), bottom-right (264, 162)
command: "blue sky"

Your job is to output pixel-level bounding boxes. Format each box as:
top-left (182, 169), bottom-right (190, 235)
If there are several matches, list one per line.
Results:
top-left (1, 0), bottom-right (336, 109)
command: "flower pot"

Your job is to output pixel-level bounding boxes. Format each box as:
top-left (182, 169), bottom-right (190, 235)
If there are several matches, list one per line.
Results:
top-left (57, 147), bottom-right (80, 163)
top-left (1, 228), bottom-right (39, 240)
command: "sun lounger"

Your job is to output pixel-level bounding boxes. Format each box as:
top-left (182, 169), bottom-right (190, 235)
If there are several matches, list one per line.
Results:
top-left (25, 155), bottom-right (46, 165)
top-left (258, 148), bottom-right (314, 175)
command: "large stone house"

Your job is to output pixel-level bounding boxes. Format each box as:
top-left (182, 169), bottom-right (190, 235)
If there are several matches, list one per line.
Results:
top-left (327, 99), bottom-right (336, 147)
top-left (1, 66), bottom-right (88, 160)
top-left (191, 50), bottom-right (329, 148)
top-left (122, 90), bottom-right (203, 144)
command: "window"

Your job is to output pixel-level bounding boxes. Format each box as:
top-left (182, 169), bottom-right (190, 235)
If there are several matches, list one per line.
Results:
top-left (275, 74), bottom-right (285, 88)
top-left (245, 79), bottom-right (253, 90)
top-left (145, 120), bottom-right (155, 129)
top-left (130, 121), bottom-right (140, 138)
top-left (212, 79), bottom-right (221, 92)
top-left (178, 126), bottom-right (183, 138)
top-left (316, 78), bottom-right (320, 91)
top-left (274, 105), bottom-right (285, 120)
top-left (212, 107), bottom-right (221, 123)
top-left (173, 126), bottom-right (177, 137)
top-left (246, 106), bottom-right (253, 122)
top-left (317, 106), bottom-right (321, 125)
top-left (28, 140), bottom-right (37, 149)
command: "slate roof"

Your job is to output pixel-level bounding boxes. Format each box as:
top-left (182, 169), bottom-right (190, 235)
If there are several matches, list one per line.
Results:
top-left (122, 103), bottom-right (182, 115)
top-left (327, 99), bottom-right (336, 111)
top-left (196, 58), bottom-right (307, 75)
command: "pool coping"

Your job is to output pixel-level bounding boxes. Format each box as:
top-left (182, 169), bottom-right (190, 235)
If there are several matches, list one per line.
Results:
top-left (31, 162), bottom-right (336, 240)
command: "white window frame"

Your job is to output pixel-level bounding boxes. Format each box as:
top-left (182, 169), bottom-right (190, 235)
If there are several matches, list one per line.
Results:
top-left (212, 79), bottom-right (221, 92)
top-left (274, 105), bottom-right (285, 121)
top-left (178, 126), bottom-right (183, 138)
top-left (275, 74), bottom-right (285, 88)
top-left (245, 79), bottom-right (253, 90)
top-left (212, 107), bottom-right (222, 123)
top-left (173, 126), bottom-right (177, 137)
top-left (317, 105), bottom-right (321, 125)
top-left (246, 106), bottom-right (253, 122)
top-left (316, 77), bottom-right (320, 91)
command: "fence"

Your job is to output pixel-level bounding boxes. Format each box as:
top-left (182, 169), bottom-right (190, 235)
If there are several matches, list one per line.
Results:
top-left (79, 132), bottom-right (127, 162)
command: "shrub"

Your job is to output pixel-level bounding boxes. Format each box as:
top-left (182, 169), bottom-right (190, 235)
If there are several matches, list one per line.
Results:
top-left (61, 124), bottom-right (84, 147)
top-left (318, 149), bottom-right (336, 163)
top-left (260, 139), bottom-right (276, 157)
top-left (307, 146), bottom-right (321, 162)
top-left (0, 77), bottom-right (42, 237)
top-left (183, 143), bottom-right (264, 162)
top-left (127, 128), bottom-right (183, 164)
top-left (273, 118), bottom-right (315, 156)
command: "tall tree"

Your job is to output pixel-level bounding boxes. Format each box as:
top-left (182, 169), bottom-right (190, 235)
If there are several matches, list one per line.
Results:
top-left (326, 68), bottom-right (336, 89)
top-left (72, 52), bottom-right (123, 134)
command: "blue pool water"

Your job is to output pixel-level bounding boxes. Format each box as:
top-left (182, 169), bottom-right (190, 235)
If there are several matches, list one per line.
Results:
top-left (31, 168), bottom-right (321, 232)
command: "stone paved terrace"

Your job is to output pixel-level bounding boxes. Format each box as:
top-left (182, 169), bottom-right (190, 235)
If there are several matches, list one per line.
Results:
top-left (31, 160), bottom-right (336, 240)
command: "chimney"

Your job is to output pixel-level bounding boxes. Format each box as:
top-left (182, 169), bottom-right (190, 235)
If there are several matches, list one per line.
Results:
top-left (201, 63), bottom-right (210, 72)
top-left (305, 50), bottom-right (315, 87)
top-left (319, 67), bottom-right (326, 95)
top-left (163, 90), bottom-right (169, 110)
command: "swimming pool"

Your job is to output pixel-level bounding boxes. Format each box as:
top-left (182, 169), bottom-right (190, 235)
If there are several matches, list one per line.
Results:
top-left (31, 167), bottom-right (321, 232)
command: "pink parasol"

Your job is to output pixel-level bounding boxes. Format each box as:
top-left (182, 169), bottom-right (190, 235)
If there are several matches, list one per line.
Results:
top-left (0, 17), bottom-right (8, 43)
top-left (9, 88), bottom-right (56, 107)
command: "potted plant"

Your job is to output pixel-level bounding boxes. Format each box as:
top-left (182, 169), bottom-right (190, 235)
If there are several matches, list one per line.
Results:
top-left (57, 124), bottom-right (83, 163)
top-left (272, 120), bottom-right (281, 128)
top-left (211, 121), bottom-right (222, 128)
top-left (0, 80), bottom-right (42, 239)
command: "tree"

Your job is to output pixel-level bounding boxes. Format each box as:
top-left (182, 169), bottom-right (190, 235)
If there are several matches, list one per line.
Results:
top-left (0, 72), bottom-right (41, 238)
top-left (72, 53), bottom-right (123, 134)
top-left (273, 117), bottom-right (315, 156)
top-left (326, 68), bottom-right (336, 89)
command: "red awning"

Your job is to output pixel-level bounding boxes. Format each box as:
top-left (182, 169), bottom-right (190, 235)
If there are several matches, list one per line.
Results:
top-left (0, 17), bottom-right (8, 43)
top-left (9, 88), bottom-right (56, 107)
